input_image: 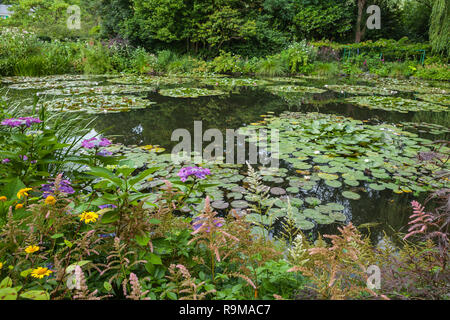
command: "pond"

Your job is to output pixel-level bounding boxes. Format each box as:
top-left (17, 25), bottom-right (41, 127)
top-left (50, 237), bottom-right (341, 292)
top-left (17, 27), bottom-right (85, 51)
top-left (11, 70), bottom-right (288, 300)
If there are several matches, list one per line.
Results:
top-left (1, 74), bottom-right (449, 246)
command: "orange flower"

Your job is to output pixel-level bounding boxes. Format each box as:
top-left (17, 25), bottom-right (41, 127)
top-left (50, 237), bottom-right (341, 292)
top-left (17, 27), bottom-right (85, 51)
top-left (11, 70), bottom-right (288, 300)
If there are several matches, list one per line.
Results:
top-left (0, 196), bottom-right (7, 201)
top-left (15, 203), bottom-right (24, 210)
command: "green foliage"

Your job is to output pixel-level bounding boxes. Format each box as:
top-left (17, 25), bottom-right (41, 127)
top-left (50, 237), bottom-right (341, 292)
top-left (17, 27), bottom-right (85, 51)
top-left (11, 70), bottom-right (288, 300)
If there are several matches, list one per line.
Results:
top-left (292, 0), bottom-right (354, 41)
top-left (79, 43), bottom-right (113, 74)
top-left (0, 28), bottom-right (76, 76)
top-left (1, 0), bottom-right (99, 39)
top-left (256, 55), bottom-right (287, 76)
top-left (210, 52), bottom-right (245, 74)
top-left (415, 63), bottom-right (450, 81)
top-left (401, 0), bottom-right (432, 42)
top-left (281, 41), bottom-right (317, 73)
top-left (429, 0), bottom-right (450, 55)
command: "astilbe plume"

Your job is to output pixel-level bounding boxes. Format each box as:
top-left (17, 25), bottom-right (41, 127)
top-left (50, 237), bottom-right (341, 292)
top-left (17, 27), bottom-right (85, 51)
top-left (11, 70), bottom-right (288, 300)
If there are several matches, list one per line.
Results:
top-left (218, 210), bottom-right (282, 296)
top-left (0, 207), bottom-right (28, 255)
top-left (117, 198), bottom-right (158, 246)
top-left (166, 264), bottom-right (216, 300)
top-left (72, 266), bottom-right (110, 300)
top-left (123, 273), bottom-right (150, 300)
top-left (287, 234), bottom-right (310, 266)
top-left (98, 237), bottom-right (147, 286)
top-left (404, 201), bottom-right (438, 240)
top-left (188, 197), bottom-right (239, 263)
top-left (288, 223), bottom-right (384, 300)
top-left (69, 230), bottom-right (104, 264)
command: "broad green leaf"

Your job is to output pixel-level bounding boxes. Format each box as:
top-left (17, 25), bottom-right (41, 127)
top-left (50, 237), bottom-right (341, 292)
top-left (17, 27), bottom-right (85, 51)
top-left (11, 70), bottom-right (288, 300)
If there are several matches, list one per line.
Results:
top-left (20, 290), bottom-right (50, 300)
top-left (0, 287), bottom-right (18, 300)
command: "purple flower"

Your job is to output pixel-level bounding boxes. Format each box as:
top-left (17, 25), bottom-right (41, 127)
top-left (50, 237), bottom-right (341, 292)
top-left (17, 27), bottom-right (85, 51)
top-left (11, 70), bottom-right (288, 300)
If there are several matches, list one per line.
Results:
top-left (1, 119), bottom-right (22, 127)
top-left (19, 117), bottom-right (43, 127)
top-left (19, 155), bottom-right (28, 161)
top-left (1, 117), bottom-right (42, 128)
top-left (99, 233), bottom-right (116, 238)
top-left (2, 159), bottom-right (10, 164)
top-left (81, 137), bottom-right (97, 149)
top-left (81, 137), bottom-right (112, 149)
top-left (99, 138), bottom-right (112, 147)
top-left (177, 166), bottom-right (211, 182)
top-left (97, 149), bottom-right (113, 157)
top-left (98, 204), bottom-right (117, 210)
top-left (41, 177), bottom-right (75, 197)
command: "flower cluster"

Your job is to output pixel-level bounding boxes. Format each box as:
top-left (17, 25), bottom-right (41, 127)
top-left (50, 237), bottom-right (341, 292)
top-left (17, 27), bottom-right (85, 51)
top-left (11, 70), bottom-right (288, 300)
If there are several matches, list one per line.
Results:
top-left (177, 166), bottom-right (211, 182)
top-left (41, 177), bottom-right (75, 198)
top-left (1, 117), bottom-right (42, 128)
top-left (81, 137), bottom-right (112, 149)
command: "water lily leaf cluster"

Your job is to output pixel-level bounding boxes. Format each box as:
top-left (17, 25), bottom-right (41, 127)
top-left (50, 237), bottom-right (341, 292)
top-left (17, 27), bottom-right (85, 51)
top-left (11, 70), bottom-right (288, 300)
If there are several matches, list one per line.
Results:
top-left (244, 112), bottom-right (449, 196)
top-left (346, 96), bottom-right (448, 113)
top-left (158, 87), bottom-right (226, 98)
top-left (324, 84), bottom-right (397, 96)
top-left (41, 95), bottom-right (154, 114)
top-left (42, 84), bottom-right (155, 96)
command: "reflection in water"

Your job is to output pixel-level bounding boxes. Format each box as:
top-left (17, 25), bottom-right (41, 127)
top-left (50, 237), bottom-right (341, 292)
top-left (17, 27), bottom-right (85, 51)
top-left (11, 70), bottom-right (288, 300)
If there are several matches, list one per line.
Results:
top-left (2, 77), bottom-right (447, 243)
top-left (92, 86), bottom-right (442, 244)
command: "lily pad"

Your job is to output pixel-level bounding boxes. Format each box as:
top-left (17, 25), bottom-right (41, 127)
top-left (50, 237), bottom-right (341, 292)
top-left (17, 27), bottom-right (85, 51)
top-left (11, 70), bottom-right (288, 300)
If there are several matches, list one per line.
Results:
top-left (342, 191), bottom-right (361, 200)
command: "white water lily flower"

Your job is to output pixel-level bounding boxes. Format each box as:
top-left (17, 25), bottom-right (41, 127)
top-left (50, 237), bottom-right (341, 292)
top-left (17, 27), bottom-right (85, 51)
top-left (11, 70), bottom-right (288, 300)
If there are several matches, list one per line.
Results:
top-left (364, 159), bottom-right (370, 163)
top-left (314, 150), bottom-right (321, 154)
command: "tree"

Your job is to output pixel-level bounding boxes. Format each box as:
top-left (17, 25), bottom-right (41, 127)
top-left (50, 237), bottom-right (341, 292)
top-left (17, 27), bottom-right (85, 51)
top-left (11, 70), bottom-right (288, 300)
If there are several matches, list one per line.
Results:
top-left (354, 0), bottom-right (403, 43)
top-left (97, 0), bottom-right (133, 38)
top-left (293, 0), bottom-right (354, 41)
top-left (402, 0), bottom-right (432, 41)
top-left (2, 0), bottom-right (99, 39)
top-left (355, 0), bottom-right (366, 42)
top-left (197, 6), bottom-right (257, 51)
top-left (429, 0), bottom-right (449, 55)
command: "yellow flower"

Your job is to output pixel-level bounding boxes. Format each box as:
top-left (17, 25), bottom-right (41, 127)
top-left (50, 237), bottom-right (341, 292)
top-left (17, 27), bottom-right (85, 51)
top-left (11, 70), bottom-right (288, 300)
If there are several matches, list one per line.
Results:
top-left (17, 188), bottom-right (33, 199)
top-left (31, 267), bottom-right (52, 279)
top-left (15, 203), bottom-right (24, 210)
top-left (0, 262), bottom-right (3, 269)
top-left (25, 245), bottom-right (40, 254)
top-left (78, 211), bottom-right (99, 224)
top-left (0, 196), bottom-right (6, 201)
top-left (45, 195), bottom-right (56, 205)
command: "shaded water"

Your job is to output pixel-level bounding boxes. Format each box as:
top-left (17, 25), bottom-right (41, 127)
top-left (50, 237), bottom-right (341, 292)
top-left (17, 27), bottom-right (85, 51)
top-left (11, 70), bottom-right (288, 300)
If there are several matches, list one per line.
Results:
top-left (2, 75), bottom-right (449, 245)
top-left (91, 82), bottom-right (448, 244)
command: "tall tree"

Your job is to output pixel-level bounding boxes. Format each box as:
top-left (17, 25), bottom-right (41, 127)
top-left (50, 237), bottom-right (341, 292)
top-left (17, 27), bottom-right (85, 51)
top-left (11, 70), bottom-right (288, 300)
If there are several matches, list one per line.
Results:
top-left (355, 0), bottom-right (366, 42)
top-left (429, 0), bottom-right (449, 55)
